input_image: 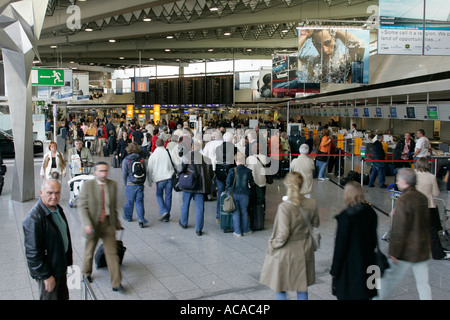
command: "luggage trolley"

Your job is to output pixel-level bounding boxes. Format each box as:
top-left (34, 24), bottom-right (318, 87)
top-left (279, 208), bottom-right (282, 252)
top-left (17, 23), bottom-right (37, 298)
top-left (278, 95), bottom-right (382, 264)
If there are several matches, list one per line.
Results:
top-left (381, 184), bottom-right (403, 242)
top-left (68, 156), bottom-right (95, 208)
top-left (434, 198), bottom-right (450, 252)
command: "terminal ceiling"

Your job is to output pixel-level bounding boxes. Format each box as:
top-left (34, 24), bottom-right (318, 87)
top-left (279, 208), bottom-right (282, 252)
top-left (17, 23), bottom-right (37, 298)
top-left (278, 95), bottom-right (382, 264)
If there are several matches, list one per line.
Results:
top-left (36, 0), bottom-right (377, 70)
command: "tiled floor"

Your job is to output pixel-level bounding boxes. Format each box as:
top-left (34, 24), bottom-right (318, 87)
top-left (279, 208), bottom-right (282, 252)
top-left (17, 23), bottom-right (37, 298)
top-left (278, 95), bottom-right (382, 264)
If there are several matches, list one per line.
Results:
top-left (0, 154), bottom-right (449, 300)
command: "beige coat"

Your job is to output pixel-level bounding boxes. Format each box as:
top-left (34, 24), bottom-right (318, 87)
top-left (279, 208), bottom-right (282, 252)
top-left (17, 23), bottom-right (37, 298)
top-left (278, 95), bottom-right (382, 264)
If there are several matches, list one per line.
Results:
top-left (290, 155), bottom-right (315, 195)
top-left (260, 197), bottom-right (319, 292)
top-left (415, 170), bottom-right (439, 208)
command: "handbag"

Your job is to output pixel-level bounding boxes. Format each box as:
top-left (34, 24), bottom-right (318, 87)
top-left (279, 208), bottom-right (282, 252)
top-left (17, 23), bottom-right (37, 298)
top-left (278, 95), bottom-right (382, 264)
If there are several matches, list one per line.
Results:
top-left (178, 171), bottom-right (198, 190)
top-left (255, 155), bottom-right (273, 185)
top-left (222, 168), bottom-right (236, 212)
top-left (166, 150), bottom-right (181, 192)
top-left (297, 205), bottom-right (321, 251)
top-left (375, 236), bottom-right (389, 276)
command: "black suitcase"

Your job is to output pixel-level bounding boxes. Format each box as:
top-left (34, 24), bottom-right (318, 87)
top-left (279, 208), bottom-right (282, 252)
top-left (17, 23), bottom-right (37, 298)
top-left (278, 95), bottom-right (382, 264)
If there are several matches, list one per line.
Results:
top-left (252, 204), bottom-right (265, 231)
top-left (95, 229), bottom-right (126, 269)
top-left (103, 144), bottom-right (110, 157)
top-left (219, 192), bottom-right (234, 233)
top-left (112, 152), bottom-right (120, 168)
top-left (280, 159), bottom-right (290, 178)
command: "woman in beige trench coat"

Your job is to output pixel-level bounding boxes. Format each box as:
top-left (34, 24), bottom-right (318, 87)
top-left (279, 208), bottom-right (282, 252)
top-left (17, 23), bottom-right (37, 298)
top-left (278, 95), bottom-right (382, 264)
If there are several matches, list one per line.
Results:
top-left (260, 171), bottom-right (319, 300)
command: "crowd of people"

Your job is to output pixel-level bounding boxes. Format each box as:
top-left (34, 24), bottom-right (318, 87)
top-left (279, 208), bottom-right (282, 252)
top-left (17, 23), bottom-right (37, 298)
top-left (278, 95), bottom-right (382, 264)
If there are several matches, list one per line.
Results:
top-left (24, 115), bottom-right (449, 300)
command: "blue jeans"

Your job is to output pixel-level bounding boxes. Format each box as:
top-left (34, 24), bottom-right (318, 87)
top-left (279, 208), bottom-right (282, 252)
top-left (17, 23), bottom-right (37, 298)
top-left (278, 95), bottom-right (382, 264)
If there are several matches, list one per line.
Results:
top-left (232, 194), bottom-right (251, 235)
top-left (156, 179), bottom-right (172, 219)
top-left (275, 291), bottom-right (308, 300)
top-left (124, 184), bottom-right (147, 223)
top-left (317, 159), bottom-right (328, 179)
top-left (216, 178), bottom-right (226, 219)
top-left (369, 164), bottom-right (386, 187)
top-left (181, 192), bottom-right (205, 232)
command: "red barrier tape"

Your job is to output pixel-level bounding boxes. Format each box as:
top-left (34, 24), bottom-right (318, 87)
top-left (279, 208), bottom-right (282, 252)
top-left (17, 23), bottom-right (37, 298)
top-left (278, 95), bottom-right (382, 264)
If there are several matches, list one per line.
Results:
top-left (363, 159), bottom-right (436, 163)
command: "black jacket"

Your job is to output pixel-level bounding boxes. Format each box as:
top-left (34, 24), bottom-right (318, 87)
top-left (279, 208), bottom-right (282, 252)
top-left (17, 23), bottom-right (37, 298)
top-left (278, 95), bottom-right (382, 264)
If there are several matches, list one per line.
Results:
top-left (330, 202), bottom-right (378, 300)
top-left (179, 150), bottom-right (214, 194)
top-left (393, 138), bottom-right (415, 161)
top-left (116, 138), bottom-right (130, 159)
top-left (372, 140), bottom-right (386, 166)
top-left (23, 199), bottom-right (73, 280)
top-left (215, 141), bottom-right (237, 181)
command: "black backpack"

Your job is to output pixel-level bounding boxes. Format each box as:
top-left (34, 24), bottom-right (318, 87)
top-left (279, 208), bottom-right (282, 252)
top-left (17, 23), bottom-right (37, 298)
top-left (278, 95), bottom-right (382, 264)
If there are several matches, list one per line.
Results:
top-left (128, 158), bottom-right (146, 184)
top-left (97, 127), bottom-right (103, 138)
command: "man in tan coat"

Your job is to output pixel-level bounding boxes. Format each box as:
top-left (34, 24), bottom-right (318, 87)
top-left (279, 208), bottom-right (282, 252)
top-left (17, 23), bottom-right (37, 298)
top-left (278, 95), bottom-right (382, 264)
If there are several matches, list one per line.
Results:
top-left (290, 144), bottom-right (315, 198)
top-left (78, 161), bottom-right (125, 293)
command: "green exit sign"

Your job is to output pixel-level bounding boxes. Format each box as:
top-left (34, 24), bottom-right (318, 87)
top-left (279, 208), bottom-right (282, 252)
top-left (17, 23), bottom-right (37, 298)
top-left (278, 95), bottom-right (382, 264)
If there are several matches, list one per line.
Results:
top-left (31, 68), bottom-right (65, 86)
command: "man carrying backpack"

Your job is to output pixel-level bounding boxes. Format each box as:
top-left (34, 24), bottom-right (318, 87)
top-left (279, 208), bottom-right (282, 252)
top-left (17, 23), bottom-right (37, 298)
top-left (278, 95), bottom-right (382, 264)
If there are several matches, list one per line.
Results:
top-left (121, 142), bottom-right (148, 228)
top-left (96, 122), bottom-right (108, 156)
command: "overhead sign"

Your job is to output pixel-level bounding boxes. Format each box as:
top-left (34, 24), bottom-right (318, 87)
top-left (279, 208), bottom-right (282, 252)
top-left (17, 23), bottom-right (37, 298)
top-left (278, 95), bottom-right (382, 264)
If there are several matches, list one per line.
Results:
top-left (31, 68), bottom-right (65, 86)
top-left (131, 77), bottom-right (149, 92)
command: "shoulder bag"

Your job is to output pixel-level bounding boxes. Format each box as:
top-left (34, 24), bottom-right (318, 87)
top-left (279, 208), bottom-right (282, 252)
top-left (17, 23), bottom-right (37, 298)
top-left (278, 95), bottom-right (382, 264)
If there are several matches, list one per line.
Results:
top-left (255, 155), bottom-right (273, 185)
top-left (222, 168), bottom-right (236, 212)
top-left (166, 149), bottom-right (181, 192)
top-left (315, 138), bottom-right (327, 162)
top-left (297, 205), bottom-right (321, 251)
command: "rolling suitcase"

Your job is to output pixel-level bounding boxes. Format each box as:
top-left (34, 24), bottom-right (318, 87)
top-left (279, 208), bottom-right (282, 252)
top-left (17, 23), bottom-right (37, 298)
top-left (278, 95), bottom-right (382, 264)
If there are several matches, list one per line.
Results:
top-left (103, 144), bottom-right (110, 157)
top-left (219, 192), bottom-right (234, 233)
top-left (112, 152), bottom-right (120, 168)
top-left (280, 159), bottom-right (290, 178)
top-left (95, 229), bottom-right (126, 269)
top-left (252, 204), bottom-right (265, 231)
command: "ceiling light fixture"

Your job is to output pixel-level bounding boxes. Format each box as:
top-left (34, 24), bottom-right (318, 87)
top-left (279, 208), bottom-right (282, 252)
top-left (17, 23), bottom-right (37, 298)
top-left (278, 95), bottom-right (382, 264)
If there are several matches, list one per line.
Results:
top-left (224, 32), bottom-right (231, 36)
top-left (166, 35), bottom-right (174, 39)
top-left (210, 6), bottom-right (219, 11)
top-left (143, 18), bottom-right (152, 22)
top-left (165, 49), bottom-right (171, 52)
top-left (109, 39), bottom-right (116, 42)
top-left (119, 56), bottom-right (125, 59)
top-left (85, 28), bottom-right (93, 31)
top-left (208, 48), bottom-right (214, 52)
top-left (50, 45), bottom-right (57, 48)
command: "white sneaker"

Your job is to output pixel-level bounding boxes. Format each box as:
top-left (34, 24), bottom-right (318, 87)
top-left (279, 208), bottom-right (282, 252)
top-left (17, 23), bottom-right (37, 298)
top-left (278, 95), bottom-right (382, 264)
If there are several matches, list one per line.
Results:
top-left (243, 231), bottom-right (253, 236)
top-left (324, 177), bottom-right (330, 180)
top-left (233, 232), bottom-right (242, 238)
top-left (318, 178), bottom-right (325, 181)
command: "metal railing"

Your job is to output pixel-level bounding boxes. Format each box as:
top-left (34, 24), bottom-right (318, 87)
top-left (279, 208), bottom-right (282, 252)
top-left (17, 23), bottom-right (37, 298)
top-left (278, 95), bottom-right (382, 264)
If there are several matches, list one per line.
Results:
top-left (82, 277), bottom-right (97, 300)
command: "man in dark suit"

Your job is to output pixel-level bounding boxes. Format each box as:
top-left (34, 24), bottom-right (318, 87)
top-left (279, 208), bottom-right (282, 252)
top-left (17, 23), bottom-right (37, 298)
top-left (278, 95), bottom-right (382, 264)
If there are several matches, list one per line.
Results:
top-left (78, 161), bottom-right (125, 293)
top-left (368, 134), bottom-right (387, 188)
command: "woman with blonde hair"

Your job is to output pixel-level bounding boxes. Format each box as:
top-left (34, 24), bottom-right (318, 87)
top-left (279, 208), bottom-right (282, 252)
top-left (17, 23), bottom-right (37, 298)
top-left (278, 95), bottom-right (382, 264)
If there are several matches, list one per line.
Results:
top-left (330, 181), bottom-right (378, 300)
top-left (415, 157), bottom-right (449, 260)
top-left (40, 142), bottom-right (66, 182)
top-left (260, 171), bottom-right (319, 300)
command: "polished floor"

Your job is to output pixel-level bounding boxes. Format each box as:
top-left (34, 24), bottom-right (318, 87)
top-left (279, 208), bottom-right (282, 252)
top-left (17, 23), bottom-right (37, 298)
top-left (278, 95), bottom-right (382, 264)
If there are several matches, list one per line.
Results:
top-left (0, 153), bottom-right (449, 300)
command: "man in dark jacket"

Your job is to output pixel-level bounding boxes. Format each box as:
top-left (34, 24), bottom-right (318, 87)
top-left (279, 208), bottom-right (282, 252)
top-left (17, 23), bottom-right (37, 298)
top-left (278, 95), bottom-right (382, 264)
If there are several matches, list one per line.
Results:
top-left (122, 142), bottom-right (147, 228)
top-left (368, 134), bottom-right (387, 188)
top-left (23, 179), bottom-right (73, 300)
top-left (178, 141), bottom-right (213, 236)
top-left (214, 132), bottom-right (238, 222)
top-left (378, 168), bottom-right (431, 300)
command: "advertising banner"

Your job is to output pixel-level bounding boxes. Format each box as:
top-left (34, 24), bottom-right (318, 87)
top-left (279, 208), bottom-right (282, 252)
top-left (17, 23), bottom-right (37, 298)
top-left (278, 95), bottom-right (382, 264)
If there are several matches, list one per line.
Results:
top-left (297, 28), bottom-right (370, 84)
top-left (378, 0), bottom-right (450, 56)
top-left (72, 72), bottom-right (89, 100)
